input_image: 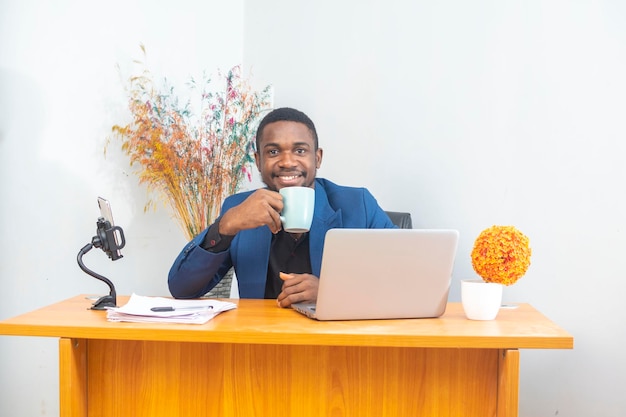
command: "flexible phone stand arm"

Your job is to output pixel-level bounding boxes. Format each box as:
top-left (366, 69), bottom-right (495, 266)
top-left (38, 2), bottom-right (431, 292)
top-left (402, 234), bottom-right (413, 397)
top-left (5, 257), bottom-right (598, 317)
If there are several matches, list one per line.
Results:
top-left (76, 218), bottom-right (126, 310)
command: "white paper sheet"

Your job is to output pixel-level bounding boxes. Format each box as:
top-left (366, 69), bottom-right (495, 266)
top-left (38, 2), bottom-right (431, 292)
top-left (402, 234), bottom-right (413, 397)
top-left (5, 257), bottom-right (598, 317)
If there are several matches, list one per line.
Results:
top-left (106, 293), bottom-right (237, 324)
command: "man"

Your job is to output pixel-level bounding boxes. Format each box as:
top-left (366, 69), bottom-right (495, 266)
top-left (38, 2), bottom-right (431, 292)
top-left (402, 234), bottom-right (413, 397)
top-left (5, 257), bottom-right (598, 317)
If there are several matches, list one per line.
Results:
top-left (168, 107), bottom-right (396, 307)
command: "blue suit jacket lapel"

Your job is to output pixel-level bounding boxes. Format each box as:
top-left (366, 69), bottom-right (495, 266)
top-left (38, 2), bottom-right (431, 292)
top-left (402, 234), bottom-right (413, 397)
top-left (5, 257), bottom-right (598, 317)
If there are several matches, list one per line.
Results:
top-left (309, 181), bottom-right (342, 277)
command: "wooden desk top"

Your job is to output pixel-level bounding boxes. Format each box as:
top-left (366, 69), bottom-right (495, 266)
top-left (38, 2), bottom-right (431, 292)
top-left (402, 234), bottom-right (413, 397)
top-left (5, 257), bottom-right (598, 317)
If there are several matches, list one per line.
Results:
top-left (0, 295), bottom-right (573, 349)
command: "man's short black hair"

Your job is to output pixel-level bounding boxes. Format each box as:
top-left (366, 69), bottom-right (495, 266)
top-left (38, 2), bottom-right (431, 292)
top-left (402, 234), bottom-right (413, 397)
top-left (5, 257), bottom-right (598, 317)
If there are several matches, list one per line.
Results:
top-left (255, 107), bottom-right (319, 151)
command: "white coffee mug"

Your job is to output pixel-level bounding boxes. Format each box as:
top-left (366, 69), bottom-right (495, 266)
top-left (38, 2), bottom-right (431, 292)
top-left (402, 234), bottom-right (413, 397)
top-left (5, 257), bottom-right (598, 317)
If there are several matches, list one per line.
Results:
top-left (279, 186), bottom-right (315, 233)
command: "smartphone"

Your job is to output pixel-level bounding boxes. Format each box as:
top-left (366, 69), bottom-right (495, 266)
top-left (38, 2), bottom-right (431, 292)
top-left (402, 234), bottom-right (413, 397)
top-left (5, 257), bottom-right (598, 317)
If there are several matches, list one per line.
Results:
top-left (98, 197), bottom-right (116, 226)
top-left (97, 197), bottom-right (123, 258)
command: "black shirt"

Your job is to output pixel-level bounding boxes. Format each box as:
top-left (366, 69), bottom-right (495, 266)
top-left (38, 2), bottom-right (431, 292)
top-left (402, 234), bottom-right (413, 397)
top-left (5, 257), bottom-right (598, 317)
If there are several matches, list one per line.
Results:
top-left (264, 230), bottom-right (312, 298)
top-left (202, 220), bottom-right (312, 298)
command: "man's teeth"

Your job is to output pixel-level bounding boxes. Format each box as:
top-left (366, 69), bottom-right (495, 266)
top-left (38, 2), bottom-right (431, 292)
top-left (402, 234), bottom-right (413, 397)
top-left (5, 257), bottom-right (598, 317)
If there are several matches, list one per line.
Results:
top-left (281, 175), bottom-right (299, 180)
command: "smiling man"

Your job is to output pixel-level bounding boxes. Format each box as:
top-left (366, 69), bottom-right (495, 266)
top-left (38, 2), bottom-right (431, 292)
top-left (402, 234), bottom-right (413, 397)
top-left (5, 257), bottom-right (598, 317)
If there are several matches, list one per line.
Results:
top-left (168, 107), bottom-right (396, 307)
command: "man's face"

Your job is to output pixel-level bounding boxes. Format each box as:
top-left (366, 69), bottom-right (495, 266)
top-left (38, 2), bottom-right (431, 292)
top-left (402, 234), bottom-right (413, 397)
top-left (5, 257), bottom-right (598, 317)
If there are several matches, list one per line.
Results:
top-left (255, 120), bottom-right (323, 191)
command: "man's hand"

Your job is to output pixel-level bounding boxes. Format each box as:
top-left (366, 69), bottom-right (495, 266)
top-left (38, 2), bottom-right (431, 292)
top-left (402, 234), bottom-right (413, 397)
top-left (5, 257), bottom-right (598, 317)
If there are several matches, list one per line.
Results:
top-left (218, 189), bottom-right (284, 235)
top-left (276, 272), bottom-right (319, 308)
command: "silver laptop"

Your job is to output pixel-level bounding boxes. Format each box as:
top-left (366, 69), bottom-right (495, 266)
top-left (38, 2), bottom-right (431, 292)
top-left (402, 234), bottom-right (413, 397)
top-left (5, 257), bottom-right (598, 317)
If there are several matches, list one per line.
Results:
top-left (292, 228), bottom-right (459, 320)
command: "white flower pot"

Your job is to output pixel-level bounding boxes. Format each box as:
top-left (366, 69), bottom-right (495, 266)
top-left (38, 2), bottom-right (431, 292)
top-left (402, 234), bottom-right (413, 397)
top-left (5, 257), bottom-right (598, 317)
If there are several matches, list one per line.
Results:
top-left (461, 279), bottom-right (503, 320)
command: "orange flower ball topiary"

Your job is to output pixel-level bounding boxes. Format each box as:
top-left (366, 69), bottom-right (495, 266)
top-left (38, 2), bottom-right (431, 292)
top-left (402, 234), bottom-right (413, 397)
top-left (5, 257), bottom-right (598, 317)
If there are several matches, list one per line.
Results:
top-left (471, 225), bottom-right (532, 286)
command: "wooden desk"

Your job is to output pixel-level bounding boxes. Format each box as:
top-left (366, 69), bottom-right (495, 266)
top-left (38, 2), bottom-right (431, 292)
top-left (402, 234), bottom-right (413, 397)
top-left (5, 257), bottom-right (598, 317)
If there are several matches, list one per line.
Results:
top-left (0, 295), bottom-right (572, 417)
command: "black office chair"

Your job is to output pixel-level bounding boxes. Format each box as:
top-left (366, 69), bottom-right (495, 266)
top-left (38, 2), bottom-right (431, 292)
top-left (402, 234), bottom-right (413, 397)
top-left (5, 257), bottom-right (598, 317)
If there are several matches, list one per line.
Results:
top-left (385, 211), bottom-right (413, 229)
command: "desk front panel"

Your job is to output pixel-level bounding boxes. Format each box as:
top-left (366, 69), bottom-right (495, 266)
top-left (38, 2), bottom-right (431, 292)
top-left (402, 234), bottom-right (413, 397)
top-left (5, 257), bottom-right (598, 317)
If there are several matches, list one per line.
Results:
top-left (84, 339), bottom-right (500, 417)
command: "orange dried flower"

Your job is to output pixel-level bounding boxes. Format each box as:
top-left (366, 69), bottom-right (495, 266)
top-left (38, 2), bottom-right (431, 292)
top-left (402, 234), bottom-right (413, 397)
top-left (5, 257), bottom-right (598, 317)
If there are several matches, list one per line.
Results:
top-left (471, 225), bottom-right (531, 286)
top-left (109, 47), bottom-right (272, 240)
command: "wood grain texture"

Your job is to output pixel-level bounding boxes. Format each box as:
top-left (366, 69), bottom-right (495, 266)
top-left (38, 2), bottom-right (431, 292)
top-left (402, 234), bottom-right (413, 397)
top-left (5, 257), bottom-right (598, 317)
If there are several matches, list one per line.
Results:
top-left (498, 348), bottom-right (520, 416)
top-left (0, 295), bottom-right (573, 349)
top-left (86, 340), bottom-right (501, 417)
top-left (59, 338), bottom-right (87, 417)
top-left (1, 295), bottom-right (574, 417)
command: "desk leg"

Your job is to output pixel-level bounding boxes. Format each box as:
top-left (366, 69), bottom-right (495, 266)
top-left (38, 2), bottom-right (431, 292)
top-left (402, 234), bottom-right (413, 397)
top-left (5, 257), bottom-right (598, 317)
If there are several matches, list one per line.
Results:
top-left (59, 338), bottom-right (87, 417)
top-left (497, 349), bottom-right (520, 417)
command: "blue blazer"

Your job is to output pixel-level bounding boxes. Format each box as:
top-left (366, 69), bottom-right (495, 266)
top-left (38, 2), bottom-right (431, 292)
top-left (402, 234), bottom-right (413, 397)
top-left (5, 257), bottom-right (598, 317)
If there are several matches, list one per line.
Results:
top-left (168, 178), bottom-right (396, 298)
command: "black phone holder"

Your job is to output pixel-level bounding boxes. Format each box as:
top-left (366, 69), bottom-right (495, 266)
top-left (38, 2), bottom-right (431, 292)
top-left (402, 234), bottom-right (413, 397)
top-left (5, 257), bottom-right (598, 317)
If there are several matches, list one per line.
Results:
top-left (77, 217), bottom-right (126, 310)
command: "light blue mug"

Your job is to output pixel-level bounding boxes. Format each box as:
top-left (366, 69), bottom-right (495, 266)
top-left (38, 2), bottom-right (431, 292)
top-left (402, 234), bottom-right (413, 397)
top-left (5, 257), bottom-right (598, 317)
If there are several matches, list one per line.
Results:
top-left (279, 186), bottom-right (315, 233)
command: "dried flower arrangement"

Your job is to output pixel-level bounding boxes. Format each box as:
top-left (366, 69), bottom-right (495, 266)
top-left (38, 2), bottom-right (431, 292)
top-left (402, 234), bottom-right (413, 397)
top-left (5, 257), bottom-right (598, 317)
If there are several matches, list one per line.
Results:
top-left (109, 49), bottom-right (272, 240)
top-left (471, 225), bottom-right (532, 286)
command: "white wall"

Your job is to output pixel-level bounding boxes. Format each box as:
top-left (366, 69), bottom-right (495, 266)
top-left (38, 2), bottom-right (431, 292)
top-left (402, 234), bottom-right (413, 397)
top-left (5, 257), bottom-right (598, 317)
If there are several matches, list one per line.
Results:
top-left (243, 1), bottom-right (626, 416)
top-left (0, 1), bottom-right (245, 415)
top-left (1, 0), bottom-right (625, 416)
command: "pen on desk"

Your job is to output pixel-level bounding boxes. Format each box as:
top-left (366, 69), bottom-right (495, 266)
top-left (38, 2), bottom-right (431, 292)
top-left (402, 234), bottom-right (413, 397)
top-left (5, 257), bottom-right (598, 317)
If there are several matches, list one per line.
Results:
top-left (150, 306), bottom-right (213, 312)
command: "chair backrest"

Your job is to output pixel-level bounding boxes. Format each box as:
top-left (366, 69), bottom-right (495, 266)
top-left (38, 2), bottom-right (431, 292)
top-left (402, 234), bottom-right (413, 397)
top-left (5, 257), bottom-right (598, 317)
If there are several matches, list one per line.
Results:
top-left (385, 211), bottom-right (413, 229)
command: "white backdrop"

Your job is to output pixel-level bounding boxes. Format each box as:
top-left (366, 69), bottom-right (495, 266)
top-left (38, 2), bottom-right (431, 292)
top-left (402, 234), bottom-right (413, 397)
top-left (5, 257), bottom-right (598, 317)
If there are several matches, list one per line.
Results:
top-left (244, 2), bottom-right (626, 416)
top-left (2, 1), bottom-right (626, 416)
top-left (0, 1), bottom-right (246, 415)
